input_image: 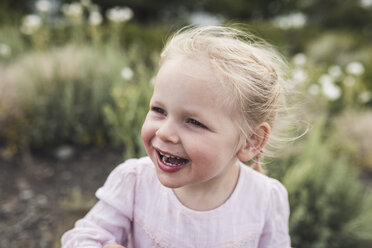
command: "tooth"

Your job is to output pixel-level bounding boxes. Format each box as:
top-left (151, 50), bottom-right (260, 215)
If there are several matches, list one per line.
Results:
top-left (162, 156), bottom-right (182, 166)
top-left (158, 150), bottom-right (186, 161)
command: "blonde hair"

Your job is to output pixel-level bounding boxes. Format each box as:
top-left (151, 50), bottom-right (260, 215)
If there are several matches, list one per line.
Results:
top-left (160, 25), bottom-right (292, 173)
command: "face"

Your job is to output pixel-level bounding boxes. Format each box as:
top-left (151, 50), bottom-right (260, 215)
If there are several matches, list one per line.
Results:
top-left (141, 56), bottom-right (244, 191)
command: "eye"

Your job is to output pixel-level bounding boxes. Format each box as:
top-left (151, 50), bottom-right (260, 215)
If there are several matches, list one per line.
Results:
top-left (187, 118), bottom-right (207, 129)
top-left (151, 106), bottom-right (166, 115)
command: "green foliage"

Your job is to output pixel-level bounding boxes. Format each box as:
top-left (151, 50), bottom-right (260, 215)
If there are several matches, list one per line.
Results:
top-left (121, 23), bottom-right (173, 52)
top-left (0, 1), bottom-right (26, 25)
top-left (0, 44), bottom-right (156, 156)
top-left (294, 0), bottom-right (372, 29)
top-left (2, 0), bottom-right (372, 31)
top-left (0, 2), bottom-right (164, 158)
top-left (0, 26), bottom-right (27, 63)
top-left (279, 121), bottom-right (372, 248)
top-left (284, 33), bottom-right (372, 118)
top-left (305, 31), bottom-right (366, 64)
top-left (103, 48), bottom-right (156, 158)
top-left (91, 0), bottom-right (200, 22)
top-left (331, 110), bottom-right (372, 170)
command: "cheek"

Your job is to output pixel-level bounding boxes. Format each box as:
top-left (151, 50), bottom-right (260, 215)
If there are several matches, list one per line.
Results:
top-left (141, 117), bottom-right (155, 147)
top-left (184, 137), bottom-right (217, 162)
top-left (185, 134), bottom-right (238, 163)
top-left (186, 144), bottom-right (222, 179)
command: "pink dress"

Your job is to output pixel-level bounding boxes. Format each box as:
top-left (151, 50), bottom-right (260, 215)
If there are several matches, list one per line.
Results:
top-left (61, 157), bottom-right (291, 247)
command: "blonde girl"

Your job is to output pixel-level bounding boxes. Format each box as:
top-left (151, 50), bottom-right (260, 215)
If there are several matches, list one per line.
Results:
top-left (62, 25), bottom-right (291, 248)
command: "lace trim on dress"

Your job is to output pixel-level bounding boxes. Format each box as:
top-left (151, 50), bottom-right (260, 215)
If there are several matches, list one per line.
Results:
top-left (134, 216), bottom-right (178, 248)
top-left (135, 213), bottom-right (261, 248)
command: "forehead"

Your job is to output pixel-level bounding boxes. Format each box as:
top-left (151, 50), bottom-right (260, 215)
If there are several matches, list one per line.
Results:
top-left (154, 57), bottom-right (234, 108)
top-left (158, 56), bottom-right (214, 85)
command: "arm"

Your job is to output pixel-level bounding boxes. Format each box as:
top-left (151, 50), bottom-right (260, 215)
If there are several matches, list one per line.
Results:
top-left (61, 162), bottom-right (137, 248)
top-left (258, 179), bottom-right (291, 248)
top-left (61, 200), bottom-right (132, 247)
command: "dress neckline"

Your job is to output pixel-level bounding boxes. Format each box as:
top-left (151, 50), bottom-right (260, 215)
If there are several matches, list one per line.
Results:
top-left (164, 162), bottom-right (250, 216)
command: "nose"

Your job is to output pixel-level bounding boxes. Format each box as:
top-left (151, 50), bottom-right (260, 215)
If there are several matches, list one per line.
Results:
top-left (156, 118), bottom-right (179, 144)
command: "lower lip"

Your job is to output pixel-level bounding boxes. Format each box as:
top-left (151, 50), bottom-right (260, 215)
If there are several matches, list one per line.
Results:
top-left (156, 152), bottom-right (189, 173)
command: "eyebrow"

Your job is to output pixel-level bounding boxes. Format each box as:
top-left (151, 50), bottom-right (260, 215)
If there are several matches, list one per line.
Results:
top-left (149, 99), bottom-right (164, 107)
top-left (182, 108), bottom-right (204, 118)
top-left (151, 100), bottom-right (200, 116)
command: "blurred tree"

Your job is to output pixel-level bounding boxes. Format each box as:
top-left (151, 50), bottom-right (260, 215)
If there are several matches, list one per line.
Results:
top-left (0, 0), bottom-right (31, 12)
top-left (66, 0), bottom-right (201, 22)
top-left (201, 0), bottom-right (296, 20)
top-left (1, 0), bottom-right (372, 29)
top-left (0, 0), bottom-right (29, 24)
top-left (295, 0), bottom-right (372, 28)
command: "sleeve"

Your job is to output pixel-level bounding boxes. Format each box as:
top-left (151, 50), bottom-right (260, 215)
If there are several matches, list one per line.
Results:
top-left (61, 159), bottom-right (138, 248)
top-left (257, 179), bottom-right (291, 248)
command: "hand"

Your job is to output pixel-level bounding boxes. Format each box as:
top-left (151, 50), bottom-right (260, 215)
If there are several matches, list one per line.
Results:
top-left (103, 244), bottom-right (126, 248)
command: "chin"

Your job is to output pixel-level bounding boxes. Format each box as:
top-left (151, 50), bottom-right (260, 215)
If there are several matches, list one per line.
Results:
top-left (156, 173), bottom-right (184, 188)
top-left (152, 163), bottom-right (187, 188)
top-left (158, 180), bottom-right (181, 189)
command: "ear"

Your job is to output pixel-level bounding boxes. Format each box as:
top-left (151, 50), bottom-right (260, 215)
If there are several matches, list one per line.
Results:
top-left (237, 122), bottom-right (271, 162)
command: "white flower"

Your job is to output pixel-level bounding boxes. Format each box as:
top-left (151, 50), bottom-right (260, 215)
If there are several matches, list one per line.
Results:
top-left (62, 3), bottom-right (83, 18)
top-left (360, 0), bottom-right (372, 8)
top-left (273, 12), bottom-right (307, 29)
top-left (346, 61), bottom-right (365, 76)
top-left (319, 73), bottom-right (341, 100)
top-left (35, 0), bottom-right (52, 13)
top-left (328, 65), bottom-right (342, 78)
top-left (0, 43), bottom-right (11, 57)
top-left (292, 53), bottom-right (307, 66)
top-left (21, 14), bottom-right (42, 34)
top-left (318, 74), bottom-right (334, 85)
top-left (308, 84), bottom-right (320, 96)
top-left (89, 11), bottom-right (102, 26)
top-left (106, 7), bottom-right (133, 23)
top-left (321, 80), bottom-right (341, 101)
top-left (121, 67), bottom-right (134, 80)
top-left (359, 91), bottom-right (371, 103)
top-left (292, 68), bottom-right (307, 83)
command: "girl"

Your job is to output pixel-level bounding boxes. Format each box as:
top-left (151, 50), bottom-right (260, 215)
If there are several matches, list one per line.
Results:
top-left (61, 25), bottom-right (291, 248)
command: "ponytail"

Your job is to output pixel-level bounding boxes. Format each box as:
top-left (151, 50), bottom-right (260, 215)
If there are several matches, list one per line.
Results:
top-left (251, 151), bottom-right (265, 174)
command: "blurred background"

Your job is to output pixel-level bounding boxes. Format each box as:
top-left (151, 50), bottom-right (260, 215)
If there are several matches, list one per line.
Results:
top-left (0, 0), bottom-right (372, 247)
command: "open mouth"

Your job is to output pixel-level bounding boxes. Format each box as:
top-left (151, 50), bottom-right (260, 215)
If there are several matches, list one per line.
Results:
top-left (156, 150), bottom-right (189, 167)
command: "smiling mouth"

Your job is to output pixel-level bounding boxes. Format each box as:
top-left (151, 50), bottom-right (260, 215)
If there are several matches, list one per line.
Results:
top-left (156, 150), bottom-right (189, 166)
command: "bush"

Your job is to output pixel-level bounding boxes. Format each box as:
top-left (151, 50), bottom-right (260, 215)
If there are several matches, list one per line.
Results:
top-left (103, 46), bottom-right (156, 158)
top-left (331, 110), bottom-right (372, 171)
top-left (275, 121), bottom-right (372, 248)
top-left (0, 44), bottom-right (156, 157)
top-left (0, 26), bottom-right (27, 63)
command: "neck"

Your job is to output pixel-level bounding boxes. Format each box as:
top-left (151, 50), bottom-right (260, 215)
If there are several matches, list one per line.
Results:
top-left (173, 162), bottom-right (240, 211)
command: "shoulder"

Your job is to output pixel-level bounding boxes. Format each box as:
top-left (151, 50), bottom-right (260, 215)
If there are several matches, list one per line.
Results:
top-left (109, 157), bottom-right (154, 178)
top-left (112, 156), bottom-right (158, 188)
top-left (238, 164), bottom-right (289, 211)
top-left (95, 157), bottom-right (155, 202)
top-left (240, 164), bottom-right (287, 192)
